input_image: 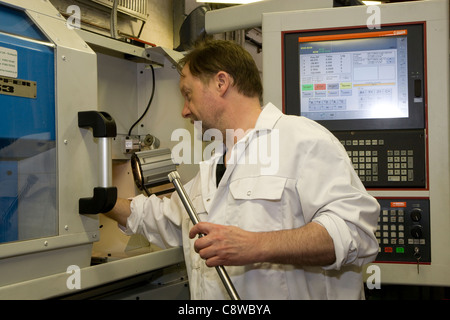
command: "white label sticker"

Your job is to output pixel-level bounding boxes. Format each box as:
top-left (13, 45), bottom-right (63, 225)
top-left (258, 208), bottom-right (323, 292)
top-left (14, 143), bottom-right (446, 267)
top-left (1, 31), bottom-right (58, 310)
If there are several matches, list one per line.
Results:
top-left (0, 47), bottom-right (18, 78)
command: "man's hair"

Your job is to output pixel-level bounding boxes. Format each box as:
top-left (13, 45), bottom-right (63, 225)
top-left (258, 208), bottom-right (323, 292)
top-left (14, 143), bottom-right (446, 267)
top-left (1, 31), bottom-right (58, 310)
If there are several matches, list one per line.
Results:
top-left (177, 40), bottom-right (263, 101)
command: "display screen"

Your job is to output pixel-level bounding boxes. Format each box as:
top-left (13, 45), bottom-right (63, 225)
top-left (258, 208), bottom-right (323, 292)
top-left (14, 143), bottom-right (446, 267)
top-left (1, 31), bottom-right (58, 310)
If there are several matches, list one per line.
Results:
top-left (299, 30), bottom-right (409, 121)
top-left (283, 24), bottom-right (425, 131)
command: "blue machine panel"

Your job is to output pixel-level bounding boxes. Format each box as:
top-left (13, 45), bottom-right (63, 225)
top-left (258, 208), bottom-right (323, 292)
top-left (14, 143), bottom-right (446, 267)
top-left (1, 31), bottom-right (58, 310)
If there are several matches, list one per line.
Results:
top-left (0, 4), bottom-right (57, 243)
top-left (0, 33), bottom-right (56, 140)
top-left (0, 5), bottom-right (48, 41)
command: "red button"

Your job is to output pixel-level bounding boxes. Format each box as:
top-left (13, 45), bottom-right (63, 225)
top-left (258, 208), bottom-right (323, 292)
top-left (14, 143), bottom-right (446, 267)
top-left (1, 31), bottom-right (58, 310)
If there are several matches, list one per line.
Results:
top-left (384, 247), bottom-right (393, 253)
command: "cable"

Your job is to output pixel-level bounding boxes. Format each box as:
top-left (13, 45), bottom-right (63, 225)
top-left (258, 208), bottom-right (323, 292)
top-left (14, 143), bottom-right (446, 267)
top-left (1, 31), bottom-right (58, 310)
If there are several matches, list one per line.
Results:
top-left (128, 65), bottom-right (156, 137)
top-left (110, 0), bottom-right (119, 39)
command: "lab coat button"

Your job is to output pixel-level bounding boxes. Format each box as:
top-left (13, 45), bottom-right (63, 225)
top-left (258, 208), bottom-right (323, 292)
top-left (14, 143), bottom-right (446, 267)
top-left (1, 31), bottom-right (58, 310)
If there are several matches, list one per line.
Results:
top-left (247, 191), bottom-right (252, 196)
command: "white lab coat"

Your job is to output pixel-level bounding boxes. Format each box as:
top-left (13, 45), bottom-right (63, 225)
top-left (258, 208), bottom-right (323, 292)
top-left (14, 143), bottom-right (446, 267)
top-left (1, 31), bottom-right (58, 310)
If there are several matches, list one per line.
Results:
top-left (125, 103), bottom-right (380, 300)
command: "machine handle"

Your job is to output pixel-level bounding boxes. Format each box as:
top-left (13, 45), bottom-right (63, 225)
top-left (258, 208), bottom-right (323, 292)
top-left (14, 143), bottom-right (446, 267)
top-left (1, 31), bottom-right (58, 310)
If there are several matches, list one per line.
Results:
top-left (78, 111), bottom-right (117, 138)
top-left (79, 187), bottom-right (117, 214)
top-left (78, 111), bottom-right (117, 214)
top-left (168, 171), bottom-right (241, 300)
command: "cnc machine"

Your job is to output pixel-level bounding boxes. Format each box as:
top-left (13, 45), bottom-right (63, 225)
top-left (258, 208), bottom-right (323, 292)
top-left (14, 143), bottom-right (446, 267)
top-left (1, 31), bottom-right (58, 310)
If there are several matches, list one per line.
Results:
top-left (0, 0), bottom-right (191, 299)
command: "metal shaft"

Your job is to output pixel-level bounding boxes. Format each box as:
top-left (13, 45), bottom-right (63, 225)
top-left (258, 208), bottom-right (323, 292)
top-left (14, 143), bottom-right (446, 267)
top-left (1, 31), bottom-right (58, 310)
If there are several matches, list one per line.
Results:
top-left (168, 171), bottom-right (241, 300)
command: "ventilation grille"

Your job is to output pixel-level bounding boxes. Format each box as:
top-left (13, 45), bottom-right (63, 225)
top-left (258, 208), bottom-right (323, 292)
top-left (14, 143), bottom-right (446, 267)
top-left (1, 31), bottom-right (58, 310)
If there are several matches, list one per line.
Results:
top-left (89, 0), bottom-right (148, 21)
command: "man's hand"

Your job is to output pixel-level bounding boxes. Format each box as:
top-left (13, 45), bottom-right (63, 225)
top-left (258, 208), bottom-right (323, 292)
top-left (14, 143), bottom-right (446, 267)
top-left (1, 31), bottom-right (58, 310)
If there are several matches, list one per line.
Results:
top-left (189, 222), bottom-right (260, 267)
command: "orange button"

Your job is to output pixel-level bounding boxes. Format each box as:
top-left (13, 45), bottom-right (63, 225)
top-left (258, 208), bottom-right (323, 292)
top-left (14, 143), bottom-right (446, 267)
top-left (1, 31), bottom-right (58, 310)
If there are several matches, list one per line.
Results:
top-left (391, 202), bottom-right (407, 208)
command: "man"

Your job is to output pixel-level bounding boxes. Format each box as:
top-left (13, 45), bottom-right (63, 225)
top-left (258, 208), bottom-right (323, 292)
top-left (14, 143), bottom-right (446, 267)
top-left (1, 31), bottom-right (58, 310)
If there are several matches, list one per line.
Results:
top-left (106, 40), bottom-right (380, 299)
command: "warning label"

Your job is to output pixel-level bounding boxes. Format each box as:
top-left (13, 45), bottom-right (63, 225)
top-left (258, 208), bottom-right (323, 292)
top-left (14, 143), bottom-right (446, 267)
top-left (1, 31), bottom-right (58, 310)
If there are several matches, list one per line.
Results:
top-left (0, 47), bottom-right (18, 78)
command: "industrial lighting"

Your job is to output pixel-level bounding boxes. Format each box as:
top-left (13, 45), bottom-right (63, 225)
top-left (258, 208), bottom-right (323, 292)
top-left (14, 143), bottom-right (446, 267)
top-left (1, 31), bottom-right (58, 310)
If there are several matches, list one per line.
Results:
top-left (362, 1), bottom-right (382, 5)
top-left (196, 0), bottom-right (265, 4)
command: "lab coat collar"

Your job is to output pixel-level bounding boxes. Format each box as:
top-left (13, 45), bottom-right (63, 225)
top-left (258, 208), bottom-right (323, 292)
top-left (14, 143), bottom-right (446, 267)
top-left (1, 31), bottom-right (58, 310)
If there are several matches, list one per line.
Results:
top-left (223, 103), bottom-right (282, 168)
top-left (198, 102), bottom-right (283, 212)
top-left (255, 102), bottom-right (283, 131)
top-left (200, 102), bottom-right (282, 169)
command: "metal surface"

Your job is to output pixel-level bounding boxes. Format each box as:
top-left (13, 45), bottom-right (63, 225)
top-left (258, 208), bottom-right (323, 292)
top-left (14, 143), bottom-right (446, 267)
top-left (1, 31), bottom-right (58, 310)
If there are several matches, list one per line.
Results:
top-left (98, 137), bottom-right (113, 188)
top-left (0, 247), bottom-right (184, 299)
top-left (168, 171), bottom-right (241, 301)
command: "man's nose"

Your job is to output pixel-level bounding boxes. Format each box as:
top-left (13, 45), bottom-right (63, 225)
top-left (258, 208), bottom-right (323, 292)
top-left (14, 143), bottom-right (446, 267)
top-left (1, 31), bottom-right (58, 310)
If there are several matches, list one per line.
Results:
top-left (181, 102), bottom-right (191, 119)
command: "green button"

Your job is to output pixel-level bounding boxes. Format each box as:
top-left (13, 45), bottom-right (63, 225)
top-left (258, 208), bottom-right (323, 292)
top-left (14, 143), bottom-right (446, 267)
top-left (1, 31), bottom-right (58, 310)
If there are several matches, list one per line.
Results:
top-left (396, 247), bottom-right (405, 253)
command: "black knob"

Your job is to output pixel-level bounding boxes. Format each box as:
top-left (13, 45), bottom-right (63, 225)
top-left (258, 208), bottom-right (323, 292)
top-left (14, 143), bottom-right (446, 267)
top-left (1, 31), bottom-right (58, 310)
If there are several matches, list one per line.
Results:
top-left (411, 225), bottom-right (423, 238)
top-left (410, 208), bottom-right (422, 222)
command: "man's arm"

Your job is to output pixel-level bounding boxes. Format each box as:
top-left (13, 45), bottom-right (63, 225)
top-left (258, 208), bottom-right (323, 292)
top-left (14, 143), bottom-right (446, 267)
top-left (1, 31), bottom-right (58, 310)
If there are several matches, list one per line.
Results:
top-left (189, 221), bottom-right (336, 267)
top-left (104, 198), bottom-right (132, 228)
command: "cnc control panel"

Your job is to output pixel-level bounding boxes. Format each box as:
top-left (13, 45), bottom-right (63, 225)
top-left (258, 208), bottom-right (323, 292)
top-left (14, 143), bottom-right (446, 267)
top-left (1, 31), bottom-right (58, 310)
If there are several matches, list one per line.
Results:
top-left (264, 0), bottom-right (449, 288)
top-left (375, 198), bottom-right (430, 264)
top-left (334, 130), bottom-right (426, 189)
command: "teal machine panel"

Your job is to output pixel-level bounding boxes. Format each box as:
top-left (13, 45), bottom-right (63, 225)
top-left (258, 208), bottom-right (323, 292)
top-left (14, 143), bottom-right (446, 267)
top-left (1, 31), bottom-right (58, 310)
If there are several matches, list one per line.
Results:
top-left (0, 5), bottom-right (56, 243)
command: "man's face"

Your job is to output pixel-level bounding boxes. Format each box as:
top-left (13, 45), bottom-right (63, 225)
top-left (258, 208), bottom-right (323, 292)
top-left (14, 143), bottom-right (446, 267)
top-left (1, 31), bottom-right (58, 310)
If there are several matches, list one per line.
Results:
top-left (179, 64), bottom-right (223, 132)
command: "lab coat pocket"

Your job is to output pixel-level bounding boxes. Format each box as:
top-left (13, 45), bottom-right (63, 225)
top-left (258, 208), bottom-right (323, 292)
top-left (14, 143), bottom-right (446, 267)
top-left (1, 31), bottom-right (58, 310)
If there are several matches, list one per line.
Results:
top-left (229, 176), bottom-right (287, 232)
top-left (186, 195), bottom-right (208, 270)
top-left (190, 194), bottom-right (207, 216)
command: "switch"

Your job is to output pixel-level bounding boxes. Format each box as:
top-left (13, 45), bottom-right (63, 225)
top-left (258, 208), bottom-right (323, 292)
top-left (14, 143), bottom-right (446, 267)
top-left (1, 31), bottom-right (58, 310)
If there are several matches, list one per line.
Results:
top-left (410, 208), bottom-right (422, 222)
top-left (410, 225), bottom-right (423, 238)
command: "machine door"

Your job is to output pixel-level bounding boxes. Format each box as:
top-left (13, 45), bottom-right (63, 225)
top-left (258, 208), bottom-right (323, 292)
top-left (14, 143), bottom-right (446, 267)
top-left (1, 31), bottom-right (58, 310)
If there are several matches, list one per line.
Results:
top-left (0, 5), bottom-right (57, 243)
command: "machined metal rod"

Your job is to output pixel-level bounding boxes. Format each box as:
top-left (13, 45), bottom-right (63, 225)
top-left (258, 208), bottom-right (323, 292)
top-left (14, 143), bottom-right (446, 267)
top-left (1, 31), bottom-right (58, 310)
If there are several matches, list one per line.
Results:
top-left (168, 171), bottom-right (241, 301)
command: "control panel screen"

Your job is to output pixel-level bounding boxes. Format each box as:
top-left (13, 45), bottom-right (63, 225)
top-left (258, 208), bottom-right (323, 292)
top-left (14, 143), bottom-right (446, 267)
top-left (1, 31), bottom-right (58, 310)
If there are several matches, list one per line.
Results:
top-left (298, 30), bottom-right (409, 122)
top-left (283, 24), bottom-right (425, 131)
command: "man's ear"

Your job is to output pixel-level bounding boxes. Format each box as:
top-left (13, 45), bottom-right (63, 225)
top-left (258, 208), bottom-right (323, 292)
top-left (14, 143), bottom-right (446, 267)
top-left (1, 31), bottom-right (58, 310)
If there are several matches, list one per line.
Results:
top-left (216, 71), bottom-right (231, 96)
